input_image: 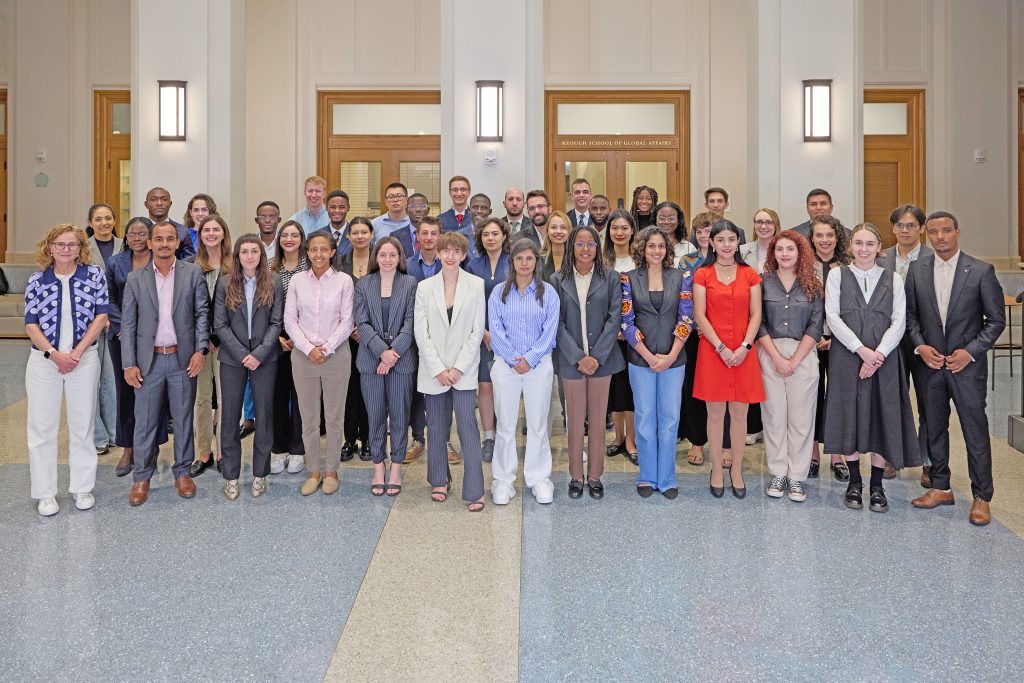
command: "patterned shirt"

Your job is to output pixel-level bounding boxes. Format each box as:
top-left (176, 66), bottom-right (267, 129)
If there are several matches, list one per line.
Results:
top-left (620, 266), bottom-right (694, 349)
top-left (24, 264), bottom-right (109, 351)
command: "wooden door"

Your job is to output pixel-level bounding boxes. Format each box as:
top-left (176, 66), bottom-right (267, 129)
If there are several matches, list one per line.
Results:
top-left (863, 89), bottom-right (925, 248)
top-left (94, 90), bottom-right (132, 233)
top-left (0, 90), bottom-right (7, 259)
top-left (1018, 89), bottom-right (1023, 262)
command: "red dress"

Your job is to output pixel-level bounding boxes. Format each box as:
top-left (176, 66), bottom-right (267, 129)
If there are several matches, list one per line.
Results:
top-left (693, 265), bottom-right (766, 403)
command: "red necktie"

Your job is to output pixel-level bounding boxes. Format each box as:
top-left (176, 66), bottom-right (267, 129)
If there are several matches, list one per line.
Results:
top-left (456, 213), bottom-right (464, 225)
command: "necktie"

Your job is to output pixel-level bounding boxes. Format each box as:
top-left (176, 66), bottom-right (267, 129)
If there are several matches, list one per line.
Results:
top-left (334, 230), bottom-right (342, 245)
top-left (579, 213), bottom-right (587, 227)
top-left (456, 213), bottom-right (464, 225)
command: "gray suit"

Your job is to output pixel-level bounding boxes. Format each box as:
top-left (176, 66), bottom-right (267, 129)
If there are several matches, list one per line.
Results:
top-left (213, 273), bottom-right (285, 480)
top-left (121, 260), bottom-right (210, 482)
top-left (354, 271), bottom-right (418, 463)
top-left (905, 251), bottom-right (1005, 500)
top-left (622, 267), bottom-right (688, 369)
top-left (878, 243), bottom-right (932, 272)
top-left (551, 268), bottom-right (625, 379)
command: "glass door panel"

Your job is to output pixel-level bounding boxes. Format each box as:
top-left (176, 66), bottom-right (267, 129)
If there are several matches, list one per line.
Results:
top-left (563, 161), bottom-right (607, 210)
top-left (338, 160), bottom-right (383, 218)
top-left (624, 160), bottom-right (668, 206)
top-left (399, 160), bottom-right (441, 216)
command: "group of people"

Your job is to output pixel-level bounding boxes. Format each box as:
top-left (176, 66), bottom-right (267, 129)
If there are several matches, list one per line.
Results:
top-left (24, 177), bottom-right (1005, 526)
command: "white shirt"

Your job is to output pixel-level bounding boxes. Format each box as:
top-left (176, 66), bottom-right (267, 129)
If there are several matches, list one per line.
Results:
top-left (56, 272), bottom-right (74, 352)
top-left (894, 243), bottom-right (922, 279)
top-left (824, 264), bottom-right (906, 357)
top-left (674, 241), bottom-right (697, 260)
top-left (934, 250), bottom-right (961, 329)
top-left (574, 210), bottom-right (590, 227)
top-left (263, 237), bottom-right (277, 262)
top-left (574, 267), bottom-right (594, 355)
top-left (614, 256), bottom-right (635, 274)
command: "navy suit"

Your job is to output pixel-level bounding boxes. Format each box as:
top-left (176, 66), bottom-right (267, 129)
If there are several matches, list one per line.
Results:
top-left (438, 208), bottom-right (477, 258)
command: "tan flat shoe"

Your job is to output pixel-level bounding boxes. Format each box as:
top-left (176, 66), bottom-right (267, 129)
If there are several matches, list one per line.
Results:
top-left (300, 475), bottom-right (322, 496)
top-left (321, 475), bottom-right (340, 495)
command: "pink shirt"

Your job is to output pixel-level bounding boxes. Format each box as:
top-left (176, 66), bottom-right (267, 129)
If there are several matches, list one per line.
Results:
top-left (154, 262), bottom-right (178, 347)
top-left (283, 267), bottom-right (354, 356)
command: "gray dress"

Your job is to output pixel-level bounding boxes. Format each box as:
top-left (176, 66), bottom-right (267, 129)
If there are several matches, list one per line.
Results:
top-left (823, 267), bottom-right (921, 468)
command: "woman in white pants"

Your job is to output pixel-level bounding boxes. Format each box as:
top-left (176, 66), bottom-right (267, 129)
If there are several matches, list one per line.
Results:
top-left (488, 239), bottom-right (560, 505)
top-left (756, 230), bottom-right (823, 502)
top-left (23, 224), bottom-right (109, 516)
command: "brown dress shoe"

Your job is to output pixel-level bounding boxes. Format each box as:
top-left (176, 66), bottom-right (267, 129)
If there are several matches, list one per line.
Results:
top-left (911, 488), bottom-right (955, 508)
top-left (405, 439), bottom-right (425, 463)
top-left (969, 498), bottom-right (991, 526)
top-left (175, 475), bottom-right (197, 498)
top-left (882, 463), bottom-right (897, 480)
top-left (920, 465), bottom-right (932, 489)
top-left (128, 480), bottom-right (150, 506)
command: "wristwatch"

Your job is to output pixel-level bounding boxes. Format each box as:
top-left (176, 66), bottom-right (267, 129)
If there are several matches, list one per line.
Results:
top-left (43, 347), bottom-right (56, 359)
top-left (200, 347), bottom-right (210, 356)
top-left (741, 342), bottom-right (753, 351)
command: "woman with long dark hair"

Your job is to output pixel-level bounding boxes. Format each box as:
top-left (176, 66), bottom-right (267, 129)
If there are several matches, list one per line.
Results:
top-left (86, 203), bottom-right (121, 456)
top-left (183, 193), bottom-right (219, 255)
top-left (603, 209), bottom-right (639, 463)
top-left (693, 220), bottom-right (765, 499)
top-left (339, 217), bottom-right (374, 462)
top-left (269, 220), bottom-right (308, 474)
top-left (214, 234), bottom-right (283, 499)
top-left (355, 235), bottom-right (417, 496)
top-left (551, 225), bottom-right (624, 499)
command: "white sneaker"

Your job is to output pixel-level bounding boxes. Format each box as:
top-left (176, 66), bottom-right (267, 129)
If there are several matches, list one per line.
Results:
top-left (73, 492), bottom-right (96, 510)
top-left (37, 497), bottom-right (59, 516)
top-left (531, 478), bottom-right (554, 504)
top-left (491, 482), bottom-right (516, 505)
top-left (270, 456), bottom-right (285, 475)
top-left (286, 454), bottom-right (305, 474)
top-left (745, 431), bottom-right (763, 445)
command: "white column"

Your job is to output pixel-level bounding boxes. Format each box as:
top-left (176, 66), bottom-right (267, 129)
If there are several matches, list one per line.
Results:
top-left (440, 0), bottom-right (544, 208)
top-left (132, 0), bottom-right (245, 228)
top-left (751, 0), bottom-right (863, 228)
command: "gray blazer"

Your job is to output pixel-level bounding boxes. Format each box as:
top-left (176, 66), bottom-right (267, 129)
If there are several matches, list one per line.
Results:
top-left (212, 273), bottom-right (284, 368)
top-left (88, 235), bottom-right (124, 268)
top-left (623, 267), bottom-right (688, 369)
top-left (354, 271), bottom-right (418, 375)
top-left (905, 252), bottom-right (1006, 366)
top-left (121, 259), bottom-right (210, 375)
top-left (551, 267), bottom-right (625, 379)
top-left (878, 243), bottom-right (932, 271)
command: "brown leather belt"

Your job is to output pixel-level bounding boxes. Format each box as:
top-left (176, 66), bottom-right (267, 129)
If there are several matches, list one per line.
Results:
top-left (154, 345), bottom-right (178, 355)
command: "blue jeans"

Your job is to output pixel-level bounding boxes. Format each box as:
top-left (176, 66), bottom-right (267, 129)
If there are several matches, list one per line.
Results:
top-left (243, 375), bottom-right (254, 421)
top-left (93, 335), bottom-right (117, 447)
top-left (629, 363), bottom-right (685, 491)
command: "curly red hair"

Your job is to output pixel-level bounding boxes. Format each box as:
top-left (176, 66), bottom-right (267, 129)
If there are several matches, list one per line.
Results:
top-left (762, 230), bottom-right (822, 299)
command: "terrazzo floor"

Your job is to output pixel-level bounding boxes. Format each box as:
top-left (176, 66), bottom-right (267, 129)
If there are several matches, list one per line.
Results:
top-left (0, 339), bottom-right (1023, 682)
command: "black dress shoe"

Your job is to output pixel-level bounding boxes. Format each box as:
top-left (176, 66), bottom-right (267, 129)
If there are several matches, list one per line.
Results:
top-left (359, 444), bottom-right (372, 462)
top-left (869, 486), bottom-right (889, 513)
top-left (190, 457), bottom-right (215, 477)
top-left (605, 442), bottom-right (625, 458)
top-left (732, 483), bottom-right (747, 499)
top-left (710, 483), bottom-right (725, 498)
top-left (587, 480), bottom-right (604, 499)
top-left (239, 421), bottom-right (255, 439)
top-left (636, 484), bottom-right (655, 498)
top-left (340, 442), bottom-right (356, 462)
top-left (831, 461), bottom-right (851, 482)
top-left (808, 460), bottom-right (820, 478)
top-left (625, 450), bottom-right (639, 466)
top-left (568, 480), bottom-right (584, 498)
top-left (662, 487), bottom-right (679, 500)
top-left (605, 417), bottom-right (613, 431)
top-left (844, 482), bottom-right (864, 509)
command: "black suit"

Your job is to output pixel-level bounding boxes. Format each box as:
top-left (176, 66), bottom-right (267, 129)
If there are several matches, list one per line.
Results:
top-left (905, 252), bottom-right (1005, 500)
top-left (213, 274), bottom-right (285, 479)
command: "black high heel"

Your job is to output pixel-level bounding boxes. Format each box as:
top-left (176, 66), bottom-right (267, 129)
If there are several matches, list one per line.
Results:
top-left (731, 470), bottom-right (746, 499)
top-left (386, 463), bottom-right (403, 497)
top-left (710, 471), bottom-right (725, 498)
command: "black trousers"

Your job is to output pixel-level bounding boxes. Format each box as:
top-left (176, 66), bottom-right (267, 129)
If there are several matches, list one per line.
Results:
top-left (220, 361), bottom-right (276, 480)
top-left (921, 366), bottom-right (994, 501)
top-left (271, 351), bottom-right (304, 455)
top-left (901, 340), bottom-right (932, 466)
top-left (344, 339), bottom-right (369, 445)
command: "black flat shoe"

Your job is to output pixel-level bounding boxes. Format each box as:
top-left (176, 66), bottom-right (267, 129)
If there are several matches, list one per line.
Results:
top-left (238, 421), bottom-right (255, 439)
top-left (710, 475), bottom-right (725, 498)
top-left (190, 457), bottom-right (215, 478)
top-left (587, 479), bottom-right (604, 499)
top-left (844, 482), bottom-right (864, 509)
top-left (568, 480), bottom-right (584, 498)
top-left (662, 487), bottom-right (678, 500)
top-left (869, 486), bottom-right (889, 513)
top-left (605, 441), bottom-right (626, 457)
top-left (359, 444), bottom-right (372, 462)
top-left (636, 484), bottom-right (655, 498)
top-left (831, 461), bottom-right (851, 482)
top-left (808, 460), bottom-right (820, 478)
top-left (625, 450), bottom-right (639, 466)
top-left (340, 442), bottom-right (356, 462)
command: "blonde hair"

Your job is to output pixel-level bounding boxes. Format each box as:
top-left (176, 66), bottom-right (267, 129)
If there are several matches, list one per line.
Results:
top-left (304, 175), bottom-right (327, 190)
top-left (752, 207), bottom-right (782, 237)
top-left (851, 222), bottom-right (883, 244)
top-left (35, 224), bottom-right (92, 270)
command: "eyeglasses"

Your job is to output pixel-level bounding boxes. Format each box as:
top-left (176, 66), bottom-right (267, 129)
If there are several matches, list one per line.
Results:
top-left (574, 241), bottom-right (598, 249)
top-left (408, 203), bottom-right (428, 210)
top-left (894, 222), bottom-right (919, 231)
top-left (50, 242), bottom-right (80, 251)
top-left (754, 219), bottom-right (775, 226)
top-left (125, 231), bottom-right (149, 239)
top-left (385, 194), bottom-right (407, 201)
top-left (655, 215), bottom-right (678, 225)
top-left (255, 215), bottom-right (280, 221)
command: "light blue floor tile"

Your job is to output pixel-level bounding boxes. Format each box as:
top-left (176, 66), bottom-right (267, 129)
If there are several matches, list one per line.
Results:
top-left (0, 341), bottom-right (30, 409)
top-left (0, 463), bottom-right (392, 681)
top-left (519, 472), bottom-right (1024, 682)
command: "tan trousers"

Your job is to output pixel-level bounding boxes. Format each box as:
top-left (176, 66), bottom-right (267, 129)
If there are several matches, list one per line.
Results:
top-left (193, 348), bottom-right (220, 458)
top-left (291, 344), bottom-right (350, 474)
top-left (758, 338), bottom-right (818, 481)
top-left (563, 374), bottom-right (612, 481)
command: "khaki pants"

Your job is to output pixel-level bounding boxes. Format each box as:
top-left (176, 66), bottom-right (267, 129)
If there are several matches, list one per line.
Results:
top-left (758, 338), bottom-right (818, 481)
top-left (292, 345), bottom-right (351, 474)
top-left (193, 348), bottom-right (221, 458)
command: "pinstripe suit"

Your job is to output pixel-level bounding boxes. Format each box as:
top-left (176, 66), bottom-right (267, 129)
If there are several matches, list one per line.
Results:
top-left (354, 271), bottom-right (418, 464)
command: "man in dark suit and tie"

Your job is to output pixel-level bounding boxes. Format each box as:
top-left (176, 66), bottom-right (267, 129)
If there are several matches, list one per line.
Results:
top-left (438, 176), bottom-right (474, 235)
top-left (906, 211), bottom-right (1005, 525)
top-left (121, 221), bottom-right (210, 506)
top-left (567, 178), bottom-right (592, 228)
top-left (501, 187), bottom-right (529, 235)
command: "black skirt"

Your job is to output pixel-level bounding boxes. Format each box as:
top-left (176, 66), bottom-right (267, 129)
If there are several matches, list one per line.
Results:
top-left (609, 340), bottom-right (634, 412)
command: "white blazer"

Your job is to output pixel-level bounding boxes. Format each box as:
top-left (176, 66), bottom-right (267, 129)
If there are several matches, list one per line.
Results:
top-left (739, 241), bottom-right (768, 274)
top-left (413, 268), bottom-right (486, 394)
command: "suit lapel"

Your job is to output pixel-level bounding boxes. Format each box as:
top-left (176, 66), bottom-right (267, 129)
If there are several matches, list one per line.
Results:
top-left (919, 254), bottom-right (941, 321)
top-left (451, 270), bottom-right (468, 325)
top-left (171, 261), bottom-right (186, 313)
top-left (387, 275), bottom-right (406, 332)
top-left (659, 269), bottom-right (678, 316)
top-left (636, 268), bottom-right (653, 314)
top-left (367, 273), bottom-right (384, 333)
top-left (432, 274), bottom-right (449, 324)
top-left (143, 265), bottom-right (159, 313)
top-left (946, 254), bottom-right (972, 318)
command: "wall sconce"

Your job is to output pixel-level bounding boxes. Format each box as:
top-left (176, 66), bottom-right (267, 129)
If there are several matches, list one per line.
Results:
top-left (158, 80), bottom-right (187, 141)
top-left (803, 79), bottom-right (832, 142)
top-left (476, 80), bottom-right (503, 142)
